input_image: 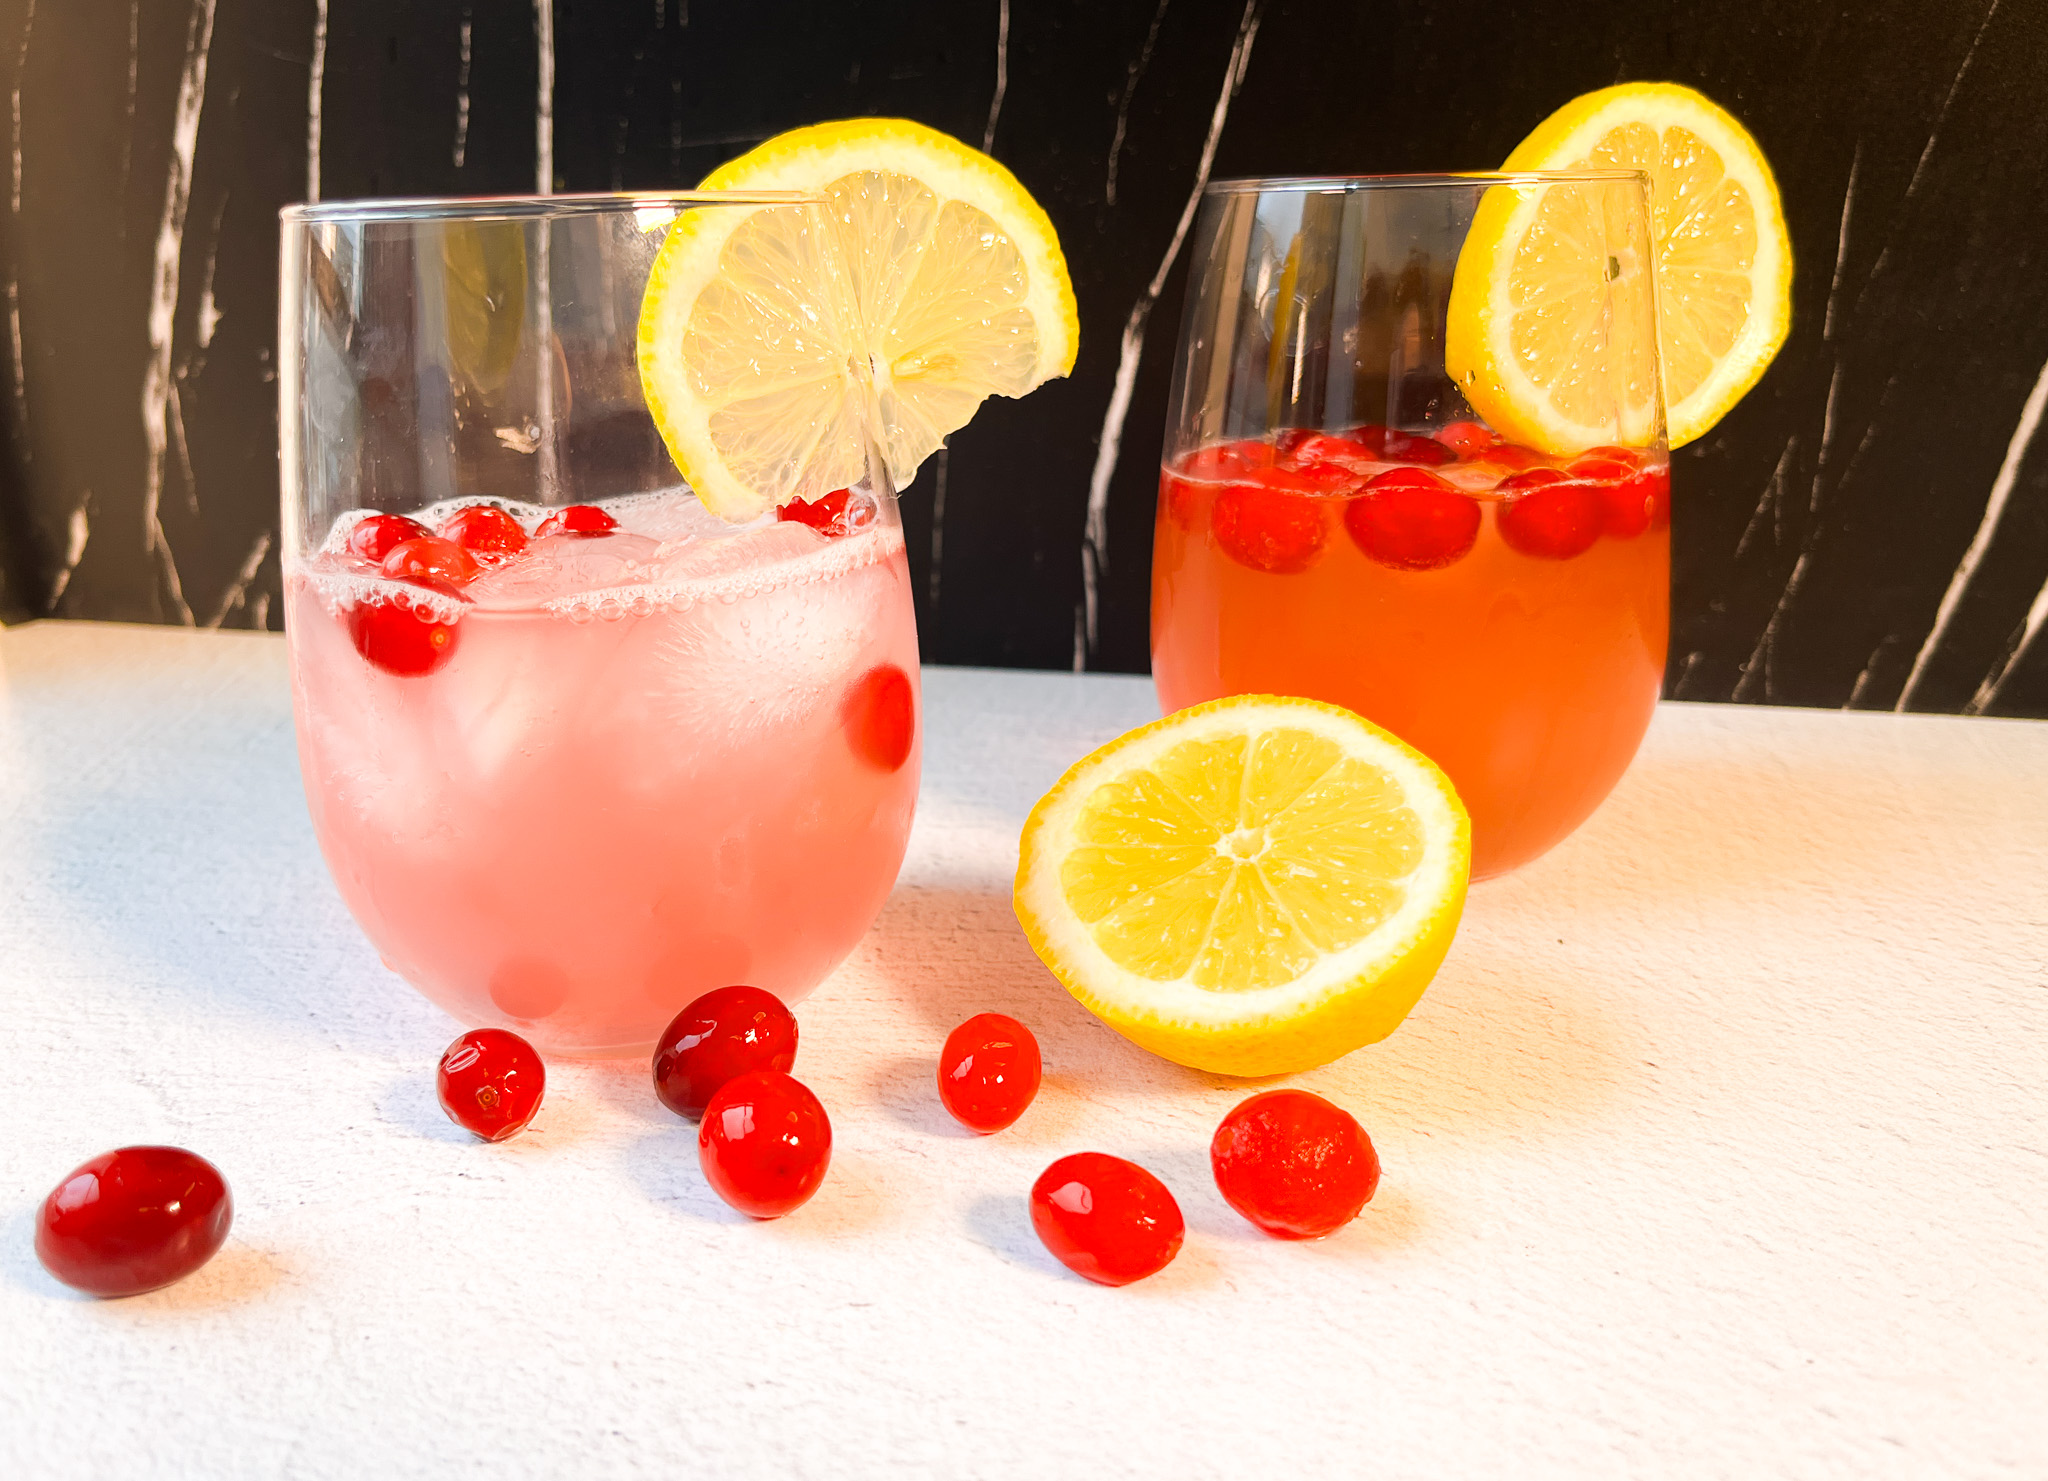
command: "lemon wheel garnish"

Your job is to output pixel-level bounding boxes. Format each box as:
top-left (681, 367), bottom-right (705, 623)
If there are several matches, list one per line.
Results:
top-left (1446, 82), bottom-right (1792, 452)
top-left (1013, 695), bottom-right (1470, 1077)
top-left (636, 118), bottom-right (1079, 521)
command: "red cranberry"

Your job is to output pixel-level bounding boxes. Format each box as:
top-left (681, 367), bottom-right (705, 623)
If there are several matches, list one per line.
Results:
top-left (938, 1013), bottom-right (1042, 1133)
top-left (1177, 438), bottom-right (1276, 480)
top-left (533, 504), bottom-right (617, 537)
top-left (1161, 472), bottom-right (1203, 532)
top-left (348, 597), bottom-right (460, 677)
top-left (346, 513), bottom-right (431, 565)
top-left (1496, 468), bottom-right (1605, 559)
top-left (653, 985), bottom-right (798, 1120)
top-left (1030, 1152), bottom-right (1184, 1286)
top-left (439, 504), bottom-right (529, 561)
top-left (844, 662), bottom-right (917, 772)
top-left (699, 1070), bottom-right (832, 1219)
top-left (1433, 420), bottom-right (1499, 459)
top-left (1345, 468), bottom-right (1482, 571)
top-left (1577, 445), bottom-right (1643, 471)
top-left (381, 536), bottom-right (480, 591)
top-left (1637, 462), bottom-right (1673, 530)
top-left (436, 1028), bottom-right (546, 1141)
top-left (1278, 431), bottom-right (1374, 469)
top-left (1211, 1089), bottom-right (1380, 1240)
top-left (1347, 424), bottom-right (1456, 466)
top-left (1474, 442), bottom-right (1545, 472)
top-left (1211, 470), bottom-right (1332, 574)
top-left (35, 1146), bottom-right (233, 1298)
top-left (778, 487), bottom-right (873, 538)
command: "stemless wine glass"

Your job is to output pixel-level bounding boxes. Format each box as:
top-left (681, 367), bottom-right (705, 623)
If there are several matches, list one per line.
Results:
top-left (279, 195), bottom-right (922, 1055)
top-left (1152, 173), bottom-right (1667, 879)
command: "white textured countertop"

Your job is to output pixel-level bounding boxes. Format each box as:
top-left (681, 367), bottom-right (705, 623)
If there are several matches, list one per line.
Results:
top-left (1, 620), bottom-right (2044, 1480)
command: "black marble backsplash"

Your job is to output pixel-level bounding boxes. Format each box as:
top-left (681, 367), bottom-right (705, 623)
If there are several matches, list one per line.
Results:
top-left (1, 0), bottom-right (2043, 717)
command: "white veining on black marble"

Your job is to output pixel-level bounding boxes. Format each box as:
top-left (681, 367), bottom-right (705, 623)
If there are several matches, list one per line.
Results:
top-left (206, 531), bottom-right (271, 630)
top-left (1971, 566), bottom-right (2048, 714)
top-left (1821, 143), bottom-right (1860, 344)
top-left (1106, 0), bottom-right (1170, 207)
top-left (454, 11), bottom-right (473, 170)
top-left (141, 0), bottom-right (214, 626)
top-left (44, 502), bottom-right (86, 609)
top-left (307, 0), bottom-right (327, 200)
top-left (1858, 0), bottom-right (1998, 319)
top-left (122, 2), bottom-right (139, 192)
top-left (1078, 0), bottom-right (1261, 670)
top-left (8, 0), bottom-right (31, 473)
top-left (982, 0), bottom-right (1008, 154)
top-left (1902, 353), bottom-right (2048, 710)
top-left (535, 0), bottom-right (555, 193)
top-left (1734, 437), bottom-right (1796, 562)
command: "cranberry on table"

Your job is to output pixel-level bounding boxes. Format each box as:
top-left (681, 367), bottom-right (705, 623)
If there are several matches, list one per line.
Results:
top-left (653, 985), bottom-right (799, 1119)
top-left (349, 598), bottom-right (460, 677)
top-left (1496, 467), bottom-right (1605, 559)
top-left (35, 1146), bottom-right (233, 1298)
top-left (1030, 1152), bottom-right (1184, 1286)
top-left (346, 512), bottom-right (431, 564)
top-left (699, 1070), bottom-right (832, 1219)
top-left (380, 535), bottom-right (481, 591)
top-left (938, 1013), bottom-right (1042, 1133)
top-left (844, 662), bottom-right (917, 772)
top-left (533, 504), bottom-right (618, 537)
top-left (1211, 1089), bottom-right (1380, 1240)
top-left (437, 1028), bottom-right (546, 1141)
top-left (439, 504), bottom-right (530, 561)
top-left (1345, 468), bottom-right (1483, 571)
top-left (1211, 470), bottom-right (1332, 575)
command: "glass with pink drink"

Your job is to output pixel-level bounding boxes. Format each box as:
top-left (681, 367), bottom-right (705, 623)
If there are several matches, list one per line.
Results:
top-left (279, 195), bottom-right (919, 1055)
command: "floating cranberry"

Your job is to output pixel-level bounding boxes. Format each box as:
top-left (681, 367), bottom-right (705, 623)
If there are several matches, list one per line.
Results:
top-left (1345, 468), bottom-right (1482, 571)
top-left (436, 1027), bottom-right (546, 1142)
top-left (1160, 472), bottom-right (1203, 532)
top-left (1577, 444), bottom-right (1643, 471)
top-left (1030, 1152), bottom-right (1184, 1286)
top-left (1497, 468), bottom-right (1605, 559)
top-left (653, 985), bottom-right (799, 1120)
top-left (844, 662), bottom-right (916, 772)
top-left (1434, 420), bottom-right (1499, 460)
top-left (1474, 442), bottom-right (1545, 472)
top-left (439, 504), bottom-right (529, 561)
top-left (380, 535), bottom-right (480, 591)
top-left (35, 1146), bottom-right (233, 1298)
top-left (349, 597), bottom-right (460, 677)
top-left (533, 504), bottom-right (617, 537)
top-left (938, 1013), bottom-right (1042, 1133)
top-left (1211, 1089), bottom-right (1380, 1240)
top-left (699, 1070), bottom-right (832, 1219)
top-left (1211, 470), bottom-right (1332, 575)
top-left (778, 487), bottom-right (872, 538)
top-left (346, 512), bottom-right (431, 565)
top-left (1177, 438), bottom-right (1276, 481)
top-left (1347, 423), bottom-right (1456, 466)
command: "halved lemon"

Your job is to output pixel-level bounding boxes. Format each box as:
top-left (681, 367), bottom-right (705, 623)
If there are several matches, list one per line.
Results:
top-left (1446, 82), bottom-right (1792, 452)
top-left (1014, 695), bottom-right (1470, 1077)
top-left (637, 118), bottom-right (1079, 521)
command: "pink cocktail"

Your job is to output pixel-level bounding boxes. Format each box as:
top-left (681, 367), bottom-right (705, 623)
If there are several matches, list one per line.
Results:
top-left (287, 488), bottom-right (919, 1055)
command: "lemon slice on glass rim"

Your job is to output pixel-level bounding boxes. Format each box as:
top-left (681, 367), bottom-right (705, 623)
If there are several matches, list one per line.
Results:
top-left (1446, 82), bottom-right (1792, 453)
top-left (636, 118), bottom-right (1079, 522)
top-left (1014, 695), bottom-right (1471, 1078)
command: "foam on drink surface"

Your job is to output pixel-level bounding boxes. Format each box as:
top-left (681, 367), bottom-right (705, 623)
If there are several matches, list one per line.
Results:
top-left (300, 485), bottom-right (902, 625)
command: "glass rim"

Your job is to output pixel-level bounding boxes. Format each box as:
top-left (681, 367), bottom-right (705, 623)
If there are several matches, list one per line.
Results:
top-left (1205, 169), bottom-right (1649, 195)
top-left (279, 189), bottom-right (822, 225)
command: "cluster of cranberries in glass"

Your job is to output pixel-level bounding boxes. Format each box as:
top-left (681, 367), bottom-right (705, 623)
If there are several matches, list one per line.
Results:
top-left (332, 488), bottom-right (874, 679)
top-left (1162, 420), bottom-right (1671, 576)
